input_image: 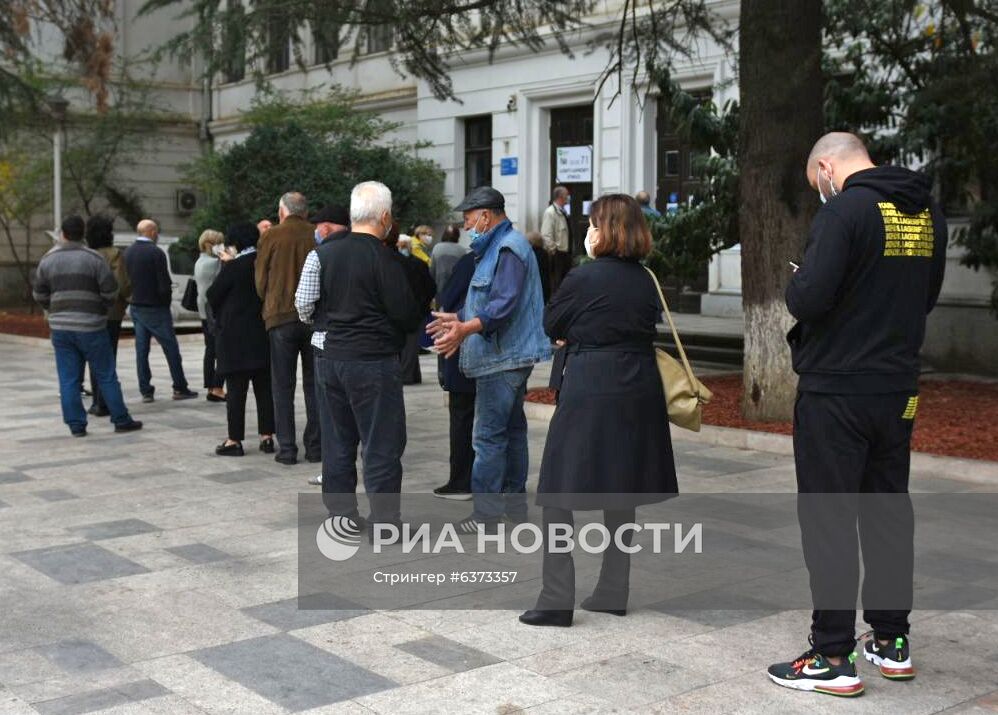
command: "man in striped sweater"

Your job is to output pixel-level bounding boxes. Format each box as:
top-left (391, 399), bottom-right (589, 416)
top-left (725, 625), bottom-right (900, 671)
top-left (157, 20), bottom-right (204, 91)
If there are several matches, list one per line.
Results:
top-left (33, 215), bottom-right (143, 437)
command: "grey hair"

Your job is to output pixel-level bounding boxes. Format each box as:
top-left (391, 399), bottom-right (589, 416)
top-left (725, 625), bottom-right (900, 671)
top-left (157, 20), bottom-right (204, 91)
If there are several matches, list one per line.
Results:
top-left (552, 185), bottom-right (569, 201)
top-left (279, 192), bottom-right (308, 218)
top-left (807, 132), bottom-right (869, 173)
top-left (350, 181), bottom-right (393, 225)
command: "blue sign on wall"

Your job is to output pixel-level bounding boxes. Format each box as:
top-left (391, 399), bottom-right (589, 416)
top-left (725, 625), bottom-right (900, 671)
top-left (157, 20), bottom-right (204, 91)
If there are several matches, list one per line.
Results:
top-left (500, 157), bottom-right (518, 176)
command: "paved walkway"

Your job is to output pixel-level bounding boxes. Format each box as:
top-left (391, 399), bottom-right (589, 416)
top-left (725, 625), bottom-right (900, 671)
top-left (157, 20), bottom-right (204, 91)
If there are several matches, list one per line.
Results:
top-left (0, 334), bottom-right (996, 714)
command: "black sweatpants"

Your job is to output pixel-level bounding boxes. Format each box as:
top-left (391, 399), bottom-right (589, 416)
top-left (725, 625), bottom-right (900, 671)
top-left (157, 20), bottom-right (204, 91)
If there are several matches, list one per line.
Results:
top-left (446, 391), bottom-right (476, 491)
top-left (794, 390), bottom-right (916, 657)
top-left (226, 369), bottom-right (275, 442)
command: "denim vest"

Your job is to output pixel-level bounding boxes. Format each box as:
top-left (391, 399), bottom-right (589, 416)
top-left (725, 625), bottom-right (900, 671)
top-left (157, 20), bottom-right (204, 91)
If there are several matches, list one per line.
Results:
top-left (460, 219), bottom-right (552, 378)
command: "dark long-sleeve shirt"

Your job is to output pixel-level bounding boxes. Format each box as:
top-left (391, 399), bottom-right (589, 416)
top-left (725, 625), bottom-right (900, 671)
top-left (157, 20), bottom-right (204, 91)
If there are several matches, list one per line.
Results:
top-left (474, 248), bottom-right (527, 335)
top-left (123, 238), bottom-right (172, 307)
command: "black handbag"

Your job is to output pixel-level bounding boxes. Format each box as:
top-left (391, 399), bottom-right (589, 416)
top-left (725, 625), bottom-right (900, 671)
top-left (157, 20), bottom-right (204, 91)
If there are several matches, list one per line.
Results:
top-left (181, 278), bottom-right (198, 312)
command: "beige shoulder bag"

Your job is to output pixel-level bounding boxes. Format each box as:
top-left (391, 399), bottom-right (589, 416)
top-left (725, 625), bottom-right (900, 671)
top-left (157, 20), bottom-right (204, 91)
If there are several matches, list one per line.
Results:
top-left (643, 267), bottom-right (713, 432)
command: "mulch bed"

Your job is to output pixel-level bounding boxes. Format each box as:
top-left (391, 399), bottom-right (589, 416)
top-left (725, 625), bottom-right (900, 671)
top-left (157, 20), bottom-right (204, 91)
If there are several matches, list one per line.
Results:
top-left (0, 310), bottom-right (49, 339)
top-left (527, 374), bottom-right (998, 462)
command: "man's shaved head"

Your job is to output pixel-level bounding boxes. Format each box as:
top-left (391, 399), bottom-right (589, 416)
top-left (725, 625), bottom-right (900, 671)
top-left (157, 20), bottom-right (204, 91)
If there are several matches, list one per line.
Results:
top-left (806, 131), bottom-right (875, 196)
top-left (807, 132), bottom-right (870, 175)
top-left (136, 219), bottom-right (158, 237)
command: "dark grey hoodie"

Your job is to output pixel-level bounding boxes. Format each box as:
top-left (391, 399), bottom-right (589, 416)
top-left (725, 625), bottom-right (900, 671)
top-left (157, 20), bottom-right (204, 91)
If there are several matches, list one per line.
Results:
top-left (785, 165), bottom-right (948, 394)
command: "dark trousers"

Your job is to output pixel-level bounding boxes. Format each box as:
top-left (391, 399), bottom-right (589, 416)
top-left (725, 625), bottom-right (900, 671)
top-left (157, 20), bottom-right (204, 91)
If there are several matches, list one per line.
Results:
top-left (131, 305), bottom-right (189, 397)
top-left (536, 507), bottom-right (637, 611)
top-left (446, 391), bottom-right (476, 491)
top-left (202, 320), bottom-right (224, 389)
top-left (225, 369), bottom-right (275, 442)
top-left (88, 320), bottom-right (122, 412)
top-left (794, 391), bottom-right (915, 657)
top-left (269, 321), bottom-right (320, 460)
top-left (315, 352), bottom-right (406, 523)
top-left (549, 250), bottom-right (573, 296)
top-left (400, 330), bottom-right (422, 385)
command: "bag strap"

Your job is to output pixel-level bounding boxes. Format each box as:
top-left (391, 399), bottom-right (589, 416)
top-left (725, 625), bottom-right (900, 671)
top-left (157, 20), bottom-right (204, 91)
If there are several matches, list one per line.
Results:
top-left (643, 266), bottom-right (698, 390)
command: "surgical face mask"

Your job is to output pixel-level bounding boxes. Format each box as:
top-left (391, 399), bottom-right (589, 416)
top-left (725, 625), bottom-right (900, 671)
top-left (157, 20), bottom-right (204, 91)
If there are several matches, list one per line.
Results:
top-left (314, 228), bottom-right (323, 245)
top-left (467, 212), bottom-right (487, 241)
top-left (584, 226), bottom-right (597, 258)
top-left (817, 166), bottom-right (838, 204)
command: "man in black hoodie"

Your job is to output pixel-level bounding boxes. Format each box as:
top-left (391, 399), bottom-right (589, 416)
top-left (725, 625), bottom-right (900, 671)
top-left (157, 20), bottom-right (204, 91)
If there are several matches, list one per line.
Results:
top-left (768, 133), bottom-right (947, 697)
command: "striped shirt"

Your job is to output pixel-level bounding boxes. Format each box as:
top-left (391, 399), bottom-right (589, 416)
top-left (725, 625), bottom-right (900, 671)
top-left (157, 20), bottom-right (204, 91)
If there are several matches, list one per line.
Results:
top-left (33, 241), bottom-right (118, 332)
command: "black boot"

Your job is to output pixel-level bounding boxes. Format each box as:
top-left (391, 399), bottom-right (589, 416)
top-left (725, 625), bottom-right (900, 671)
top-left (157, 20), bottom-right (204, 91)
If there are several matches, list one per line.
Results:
top-left (518, 609), bottom-right (573, 627)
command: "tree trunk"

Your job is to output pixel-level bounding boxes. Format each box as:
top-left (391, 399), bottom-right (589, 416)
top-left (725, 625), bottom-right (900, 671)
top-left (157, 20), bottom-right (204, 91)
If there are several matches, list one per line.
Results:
top-left (738, 0), bottom-right (824, 421)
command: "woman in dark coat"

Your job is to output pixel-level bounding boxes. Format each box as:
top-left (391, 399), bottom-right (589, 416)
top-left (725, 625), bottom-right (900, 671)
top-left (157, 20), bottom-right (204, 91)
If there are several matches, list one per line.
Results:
top-left (206, 222), bottom-right (275, 456)
top-left (520, 194), bottom-right (678, 629)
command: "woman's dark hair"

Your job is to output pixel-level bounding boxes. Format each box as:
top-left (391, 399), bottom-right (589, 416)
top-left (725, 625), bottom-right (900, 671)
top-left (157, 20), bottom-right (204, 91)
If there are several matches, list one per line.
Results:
top-left (441, 224), bottom-right (461, 243)
top-left (225, 221), bottom-right (260, 252)
top-left (589, 194), bottom-right (652, 260)
top-left (85, 214), bottom-right (114, 249)
top-left (385, 220), bottom-right (401, 249)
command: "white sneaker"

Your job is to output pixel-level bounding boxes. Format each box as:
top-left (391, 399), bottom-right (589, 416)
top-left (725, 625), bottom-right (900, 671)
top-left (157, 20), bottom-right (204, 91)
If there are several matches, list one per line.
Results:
top-left (308, 474), bottom-right (322, 486)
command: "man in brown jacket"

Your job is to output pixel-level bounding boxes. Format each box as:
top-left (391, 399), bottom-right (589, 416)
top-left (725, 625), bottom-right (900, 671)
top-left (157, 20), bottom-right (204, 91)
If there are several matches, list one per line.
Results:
top-left (255, 191), bottom-right (321, 465)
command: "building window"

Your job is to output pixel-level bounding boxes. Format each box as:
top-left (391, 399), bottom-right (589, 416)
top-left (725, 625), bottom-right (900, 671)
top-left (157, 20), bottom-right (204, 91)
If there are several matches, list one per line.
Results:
top-left (364, 0), bottom-right (393, 54)
top-left (221, 1), bottom-right (246, 83)
top-left (464, 115), bottom-right (492, 194)
top-left (313, 20), bottom-right (340, 65)
top-left (267, 10), bottom-right (291, 74)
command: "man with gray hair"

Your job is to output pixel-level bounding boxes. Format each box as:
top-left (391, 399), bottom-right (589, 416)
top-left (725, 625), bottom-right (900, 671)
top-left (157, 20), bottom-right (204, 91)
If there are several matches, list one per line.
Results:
top-left (256, 191), bottom-right (322, 465)
top-left (540, 185), bottom-right (572, 294)
top-left (296, 181), bottom-right (421, 529)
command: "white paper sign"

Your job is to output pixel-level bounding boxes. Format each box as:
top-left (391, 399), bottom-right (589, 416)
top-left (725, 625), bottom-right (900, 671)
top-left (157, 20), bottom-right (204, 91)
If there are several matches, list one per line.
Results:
top-left (556, 145), bottom-right (592, 183)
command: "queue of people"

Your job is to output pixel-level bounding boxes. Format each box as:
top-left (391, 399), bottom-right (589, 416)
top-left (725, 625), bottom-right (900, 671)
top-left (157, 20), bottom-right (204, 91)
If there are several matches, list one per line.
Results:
top-left (32, 129), bottom-right (944, 700)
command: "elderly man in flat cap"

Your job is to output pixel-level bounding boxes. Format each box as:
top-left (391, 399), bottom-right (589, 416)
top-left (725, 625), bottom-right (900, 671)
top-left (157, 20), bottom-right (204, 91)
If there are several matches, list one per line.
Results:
top-left (429, 186), bottom-right (551, 533)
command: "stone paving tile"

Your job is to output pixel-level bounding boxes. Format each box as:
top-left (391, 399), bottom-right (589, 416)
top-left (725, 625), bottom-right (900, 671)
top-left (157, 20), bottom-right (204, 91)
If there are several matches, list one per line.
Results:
top-left (163, 543), bottom-right (230, 565)
top-left (12, 543), bottom-right (150, 584)
top-left (191, 634), bottom-right (397, 711)
top-left (70, 518), bottom-right (161, 541)
top-left (242, 596), bottom-right (366, 631)
top-left (31, 679), bottom-right (170, 715)
top-left (15, 454), bottom-right (129, 471)
top-left (394, 635), bottom-right (502, 673)
top-left (32, 489), bottom-right (80, 502)
top-left (200, 469), bottom-right (277, 484)
top-left (35, 639), bottom-right (125, 673)
top-left (0, 471), bottom-right (33, 484)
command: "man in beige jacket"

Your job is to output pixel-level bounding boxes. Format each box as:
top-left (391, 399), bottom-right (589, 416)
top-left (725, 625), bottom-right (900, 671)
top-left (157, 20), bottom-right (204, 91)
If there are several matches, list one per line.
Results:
top-left (540, 185), bottom-right (572, 295)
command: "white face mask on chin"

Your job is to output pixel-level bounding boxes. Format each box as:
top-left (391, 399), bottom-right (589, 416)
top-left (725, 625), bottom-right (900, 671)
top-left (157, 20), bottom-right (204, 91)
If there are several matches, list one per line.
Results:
top-left (584, 227), bottom-right (597, 258)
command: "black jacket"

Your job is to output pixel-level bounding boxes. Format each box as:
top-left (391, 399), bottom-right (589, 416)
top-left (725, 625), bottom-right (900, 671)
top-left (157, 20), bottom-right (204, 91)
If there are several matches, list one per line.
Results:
top-left (313, 232), bottom-right (422, 359)
top-left (538, 257), bottom-right (677, 508)
top-left (206, 252), bottom-right (269, 376)
top-left (397, 253), bottom-right (436, 314)
top-left (437, 252), bottom-right (476, 394)
top-left (786, 166), bottom-right (948, 394)
top-left (123, 240), bottom-right (172, 307)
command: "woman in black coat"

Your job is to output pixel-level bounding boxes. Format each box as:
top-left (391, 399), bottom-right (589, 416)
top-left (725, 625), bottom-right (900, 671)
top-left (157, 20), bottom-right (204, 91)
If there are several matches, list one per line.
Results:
top-left (520, 194), bottom-right (678, 629)
top-left (206, 222), bottom-right (275, 456)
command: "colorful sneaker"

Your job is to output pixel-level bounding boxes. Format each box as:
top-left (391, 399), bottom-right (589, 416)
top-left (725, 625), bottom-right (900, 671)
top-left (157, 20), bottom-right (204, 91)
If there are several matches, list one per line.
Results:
top-left (767, 648), bottom-right (864, 697)
top-left (863, 635), bottom-right (915, 680)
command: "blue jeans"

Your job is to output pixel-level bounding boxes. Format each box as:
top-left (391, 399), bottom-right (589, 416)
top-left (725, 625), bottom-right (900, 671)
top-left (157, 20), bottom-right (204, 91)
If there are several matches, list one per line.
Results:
top-left (52, 329), bottom-right (132, 432)
top-left (315, 352), bottom-right (406, 523)
top-left (131, 305), bottom-right (189, 397)
top-left (471, 366), bottom-right (532, 521)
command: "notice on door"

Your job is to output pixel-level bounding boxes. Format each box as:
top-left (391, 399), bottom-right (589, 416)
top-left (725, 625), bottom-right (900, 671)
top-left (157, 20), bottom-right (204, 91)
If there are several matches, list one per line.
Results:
top-left (556, 146), bottom-right (592, 183)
